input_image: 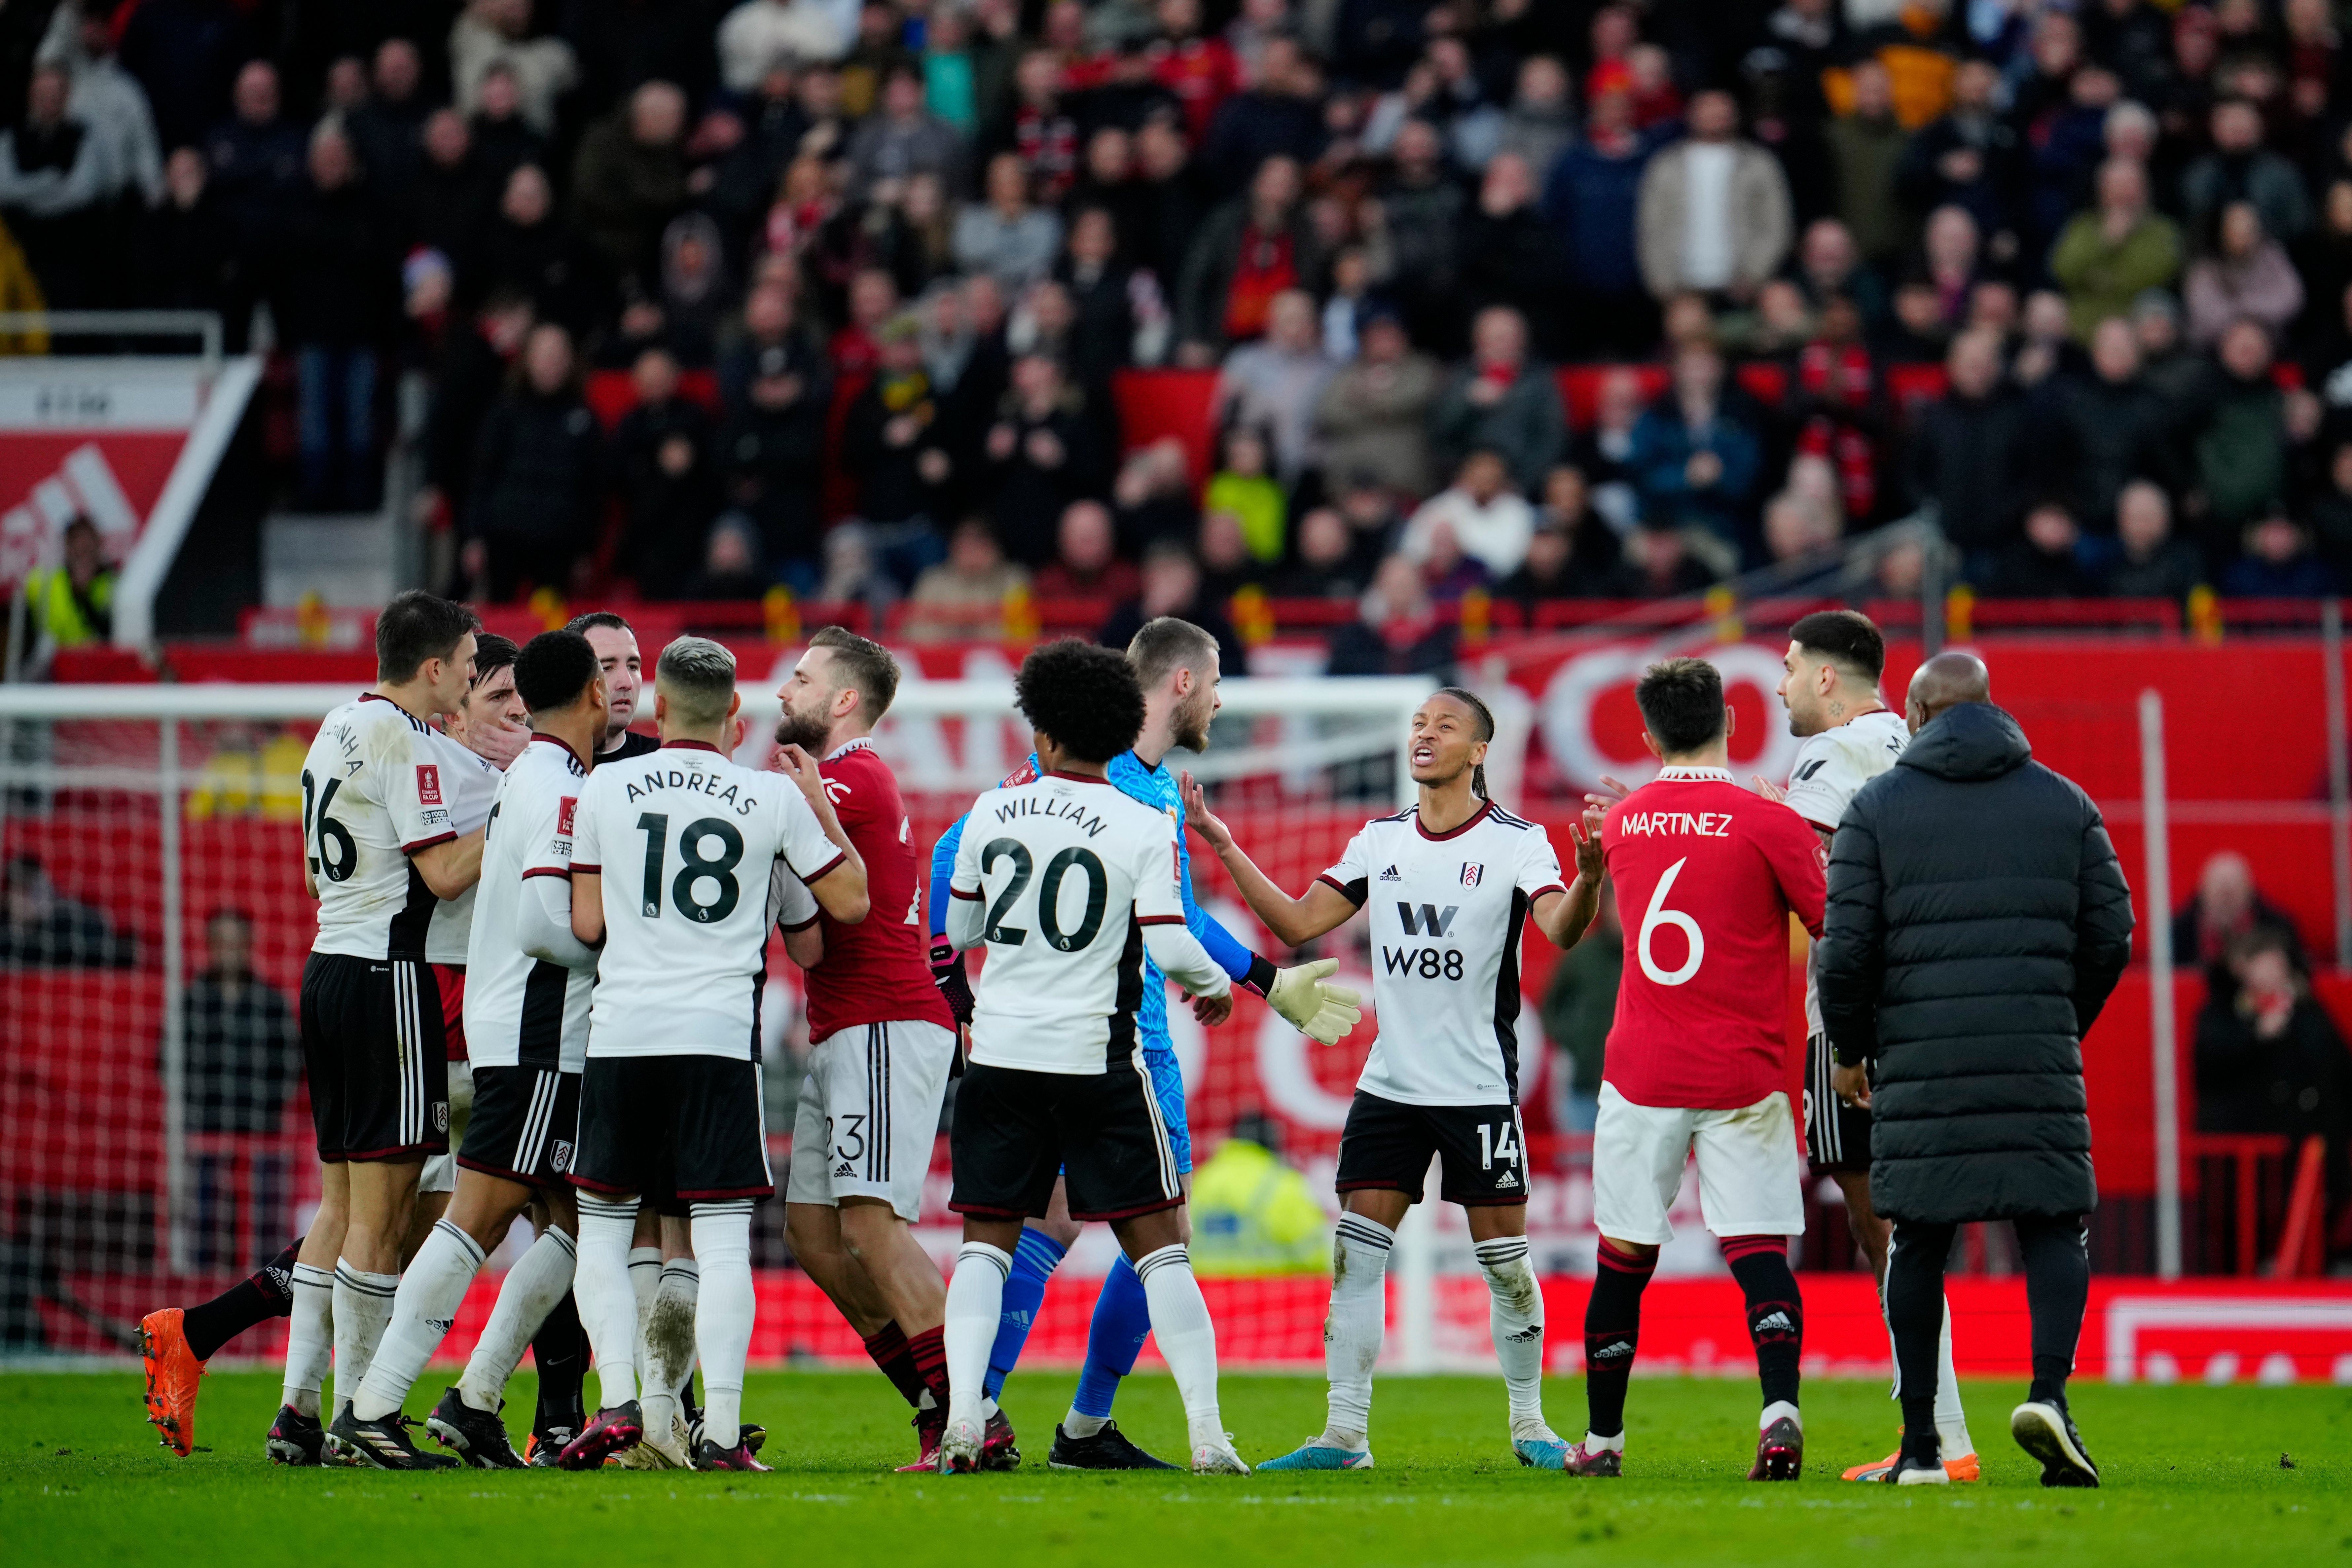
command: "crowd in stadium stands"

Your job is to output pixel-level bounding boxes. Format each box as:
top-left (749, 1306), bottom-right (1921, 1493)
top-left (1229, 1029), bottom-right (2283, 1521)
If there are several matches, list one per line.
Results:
top-left (26, 0), bottom-right (2352, 621)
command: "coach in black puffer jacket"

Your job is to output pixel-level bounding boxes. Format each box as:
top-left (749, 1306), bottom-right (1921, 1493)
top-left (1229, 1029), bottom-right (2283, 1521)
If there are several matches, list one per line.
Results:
top-left (1815, 655), bottom-right (2135, 1481)
top-left (1816, 686), bottom-right (2134, 1222)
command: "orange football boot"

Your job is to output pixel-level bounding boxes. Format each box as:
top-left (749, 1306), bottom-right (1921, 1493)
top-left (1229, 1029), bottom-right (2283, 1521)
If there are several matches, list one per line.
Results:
top-left (139, 1307), bottom-right (206, 1456)
top-left (1843, 1442), bottom-right (1980, 1482)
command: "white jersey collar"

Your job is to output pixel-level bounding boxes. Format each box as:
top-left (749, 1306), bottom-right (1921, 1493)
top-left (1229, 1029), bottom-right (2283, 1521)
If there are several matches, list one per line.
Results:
top-left (1654, 765), bottom-right (1734, 782)
top-left (825, 736), bottom-right (874, 761)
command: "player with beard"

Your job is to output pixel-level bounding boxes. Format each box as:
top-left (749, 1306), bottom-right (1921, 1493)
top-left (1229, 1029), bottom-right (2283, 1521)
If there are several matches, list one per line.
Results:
top-left (925, 617), bottom-right (1361, 1470)
top-left (771, 629), bottom-right (963, 1472)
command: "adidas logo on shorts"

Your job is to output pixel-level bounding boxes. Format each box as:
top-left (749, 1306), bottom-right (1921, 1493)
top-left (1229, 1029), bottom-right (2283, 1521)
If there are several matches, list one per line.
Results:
top-left (834, 1160), bottom-right (856, 1178)
top-left (1493, 1169), bottom-right (1519, 1188)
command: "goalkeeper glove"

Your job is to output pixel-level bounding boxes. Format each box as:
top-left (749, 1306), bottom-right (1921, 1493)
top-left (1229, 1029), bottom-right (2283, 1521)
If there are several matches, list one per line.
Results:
top-left (929, 939), bottom-right (975, 1026)
top-left (1265, 957), bottom-right (1362, 1045)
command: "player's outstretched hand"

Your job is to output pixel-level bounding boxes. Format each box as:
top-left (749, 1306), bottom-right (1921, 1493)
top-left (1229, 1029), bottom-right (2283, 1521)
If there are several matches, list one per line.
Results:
top-left (1189, 989), bottom-right (1234, 1027)
top-left (1268, 958), bottom-right (1363, 1045)
top-left (471, 711), bottom-right (531, 769)
top-left (1583, 774), bottom-right (1633, 813)
top-left (1566, 803), bottom-right (1606, 882)
top-left (1178, 770), bottom-right (1234, 853)
top-left (775, 743), bottom-right (828, 806)
top-left (1751, 774), bottom-right (1787, 803)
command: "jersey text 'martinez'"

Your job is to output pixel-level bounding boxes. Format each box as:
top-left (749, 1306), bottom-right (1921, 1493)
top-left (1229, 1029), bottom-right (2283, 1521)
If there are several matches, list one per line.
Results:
top-left (1617, 810), bottom-right (1736, 839)
top-left (991, 793), bottom-right (1107, 837)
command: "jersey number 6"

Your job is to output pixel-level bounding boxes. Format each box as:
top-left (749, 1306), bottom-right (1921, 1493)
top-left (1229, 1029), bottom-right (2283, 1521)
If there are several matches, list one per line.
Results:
top-left (1637, 856), bottom-right (1705, 986)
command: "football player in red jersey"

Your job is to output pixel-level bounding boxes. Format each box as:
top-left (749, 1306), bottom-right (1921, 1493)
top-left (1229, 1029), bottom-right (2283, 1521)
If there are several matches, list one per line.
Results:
top-left (771, 628), bottom-right (970, 1469)
top-left (1570, 657), bottom-right (1827, 1481)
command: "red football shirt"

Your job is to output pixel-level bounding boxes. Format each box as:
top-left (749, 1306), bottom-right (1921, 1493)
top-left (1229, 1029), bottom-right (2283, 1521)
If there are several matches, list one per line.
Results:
top-left (802, 740), bottom-right (955, 1043)
top-left (1599, 767), bottom-right (1827, 1110)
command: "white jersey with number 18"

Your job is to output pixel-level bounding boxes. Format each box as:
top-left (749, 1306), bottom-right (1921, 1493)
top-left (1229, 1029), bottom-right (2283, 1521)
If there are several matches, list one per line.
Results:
top-left (572, 741), bottom-right (847, 1060)
top-left (1317, 800), bottom-right (1567, 1107)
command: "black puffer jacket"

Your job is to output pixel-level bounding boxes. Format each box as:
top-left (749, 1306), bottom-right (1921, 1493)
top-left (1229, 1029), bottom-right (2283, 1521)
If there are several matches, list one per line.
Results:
top-left (1815, 702), bottom-right (2135, 1223)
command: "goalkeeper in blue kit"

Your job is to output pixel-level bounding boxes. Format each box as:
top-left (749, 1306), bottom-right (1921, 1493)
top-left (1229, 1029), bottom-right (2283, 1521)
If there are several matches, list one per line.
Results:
top-left (925, 617), bottom-right (1361, 1470)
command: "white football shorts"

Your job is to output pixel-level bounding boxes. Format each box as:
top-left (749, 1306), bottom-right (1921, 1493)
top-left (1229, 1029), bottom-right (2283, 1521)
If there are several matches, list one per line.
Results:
top-left (786, 1019), bottom-right (956, 1222)
top-left (1589, 1082), bottom-right (1805, 1245)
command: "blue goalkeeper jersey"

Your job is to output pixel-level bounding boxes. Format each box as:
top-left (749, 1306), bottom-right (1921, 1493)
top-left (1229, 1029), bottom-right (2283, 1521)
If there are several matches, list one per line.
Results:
top-left (928, 750), bottom-right (1261, 1055)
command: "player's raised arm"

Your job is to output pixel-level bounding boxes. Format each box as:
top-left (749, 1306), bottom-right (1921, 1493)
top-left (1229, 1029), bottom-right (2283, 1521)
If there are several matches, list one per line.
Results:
top-left (1530, 803), bottom-right (1607, 950)
top-left (776, 741), bottom-right (869, 923)
top-left (1179, 770), bottom-right (1359, 948)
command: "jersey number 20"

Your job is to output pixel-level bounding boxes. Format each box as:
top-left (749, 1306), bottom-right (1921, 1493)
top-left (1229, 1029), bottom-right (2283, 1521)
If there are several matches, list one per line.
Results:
top-left (981, 838), bottom-right (1108, 952)
top-left (635, 812), bottom-right (744, 923)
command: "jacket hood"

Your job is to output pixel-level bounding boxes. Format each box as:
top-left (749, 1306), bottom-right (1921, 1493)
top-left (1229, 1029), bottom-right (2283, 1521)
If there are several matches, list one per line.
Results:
top-left (1897, 700), bottom-right (2031, 782)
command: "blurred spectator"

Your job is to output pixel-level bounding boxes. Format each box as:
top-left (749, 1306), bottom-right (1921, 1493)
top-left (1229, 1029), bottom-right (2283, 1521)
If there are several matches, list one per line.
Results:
top-left (410, 110), bottom-right (497, 273)
top-left (2182, 99), bottom-right (2312, 247)
top-left (1186, 1114), bottom-right (1328, 1276)
top-left (180, 907), bottom-right (298, 1136)
top-left (117, 0), bottom-right (254, 156)
top-left (1494, 55), bottom-right (1575, 177)
top-left (1049, 206), bottom-right (1144, 388)
top-left (1326, 552), bottom-right (1457, 678)
top-left (452, 0), bottom-right (579, 134)
top-left (1312, 309), bottom-right (1436, 498)
top-left (1634, 89), bottom-right (1792, 303)
top-left (1573, 366), bottom-right (1646, 532)
top-left (905, 515), bottom-right (1030, 638)
top-left (1203, 424), bottom-right (1284, 564)
top-left (2307, 441), bottom-right (2352, 574)
top-left (1098, 538), bottom-right (1247, 670)
top-left (206, 60), bottom-right (308, 340)
top-left (2050, 158), bottom-right (2183, 342)
top-left (572, 80), bottom-right (690, 288)
top-left (1824, 60), bottom-right (1906, 268)
top-left (679, 512), bottom-right (769, 601)
top-left (1401, 450), bottom-right (1536, 579)
top-left (719, 0), bottom-right (857, 91)
top-left (1197, 34), bottom-right (1326, 196)
top-left (463, 323), bottom-right (604, 601)
top-left (23, 515), bottom-right (114, 648)
top-left (1598, 518), bottom-right (1714, 597)
top-left (984, 351), bottom-right (1109, 565)
top-left (1762, 489), bottom-right (1840, 569)
top-left (140, 146), bottom-right (233, 315)
top-left (1196, 507), bottom-right (1266, 602)
top-left (1896, 58), bottom-right (2018, 253)
top-left (1531, 465), bottom-right (1619, 586)
top-left (2221, 511), bottom-right (2337, 597)
top-left (987, 48), bottom-right (1078, 203)
top-left (344, 39), bottom-right (426, 207)
top-left (1214, 287), bottom-right (1330, 484)
top-left (1907, 327), bottom-right (2030, 567)
top-left (613, 348), bottom-right (719, 599)
top-left (1275, 505), bottom-right (1367, 599)
top-left (2190, 318), bottom-right (2293, 545)
top-left (843, 313), bottom-right (954, 527)
top-left (469, 61), bottom-right (548, 182)
top-left (32, 5), bottom-right (161, 254)
top-left (281, 127), bottom-right (394, 513)
top-left (0, 65), bottom-right (108, 307)
top-left (478, 163), bottom-right (608, 334)
top-left (2185, 201), bottom-right (2305, 348)
top-left (1461, 152), bottom-right (1568, 356)
top-left (1629, 342), bottom-right (1763, 550)
top-left (1034, 499), bottom-right (1140, 600)
top-left (1176, 153), bottom-right (1323, 362)
top-left (1110, 436), bottom-right (1199, 556)
top-left (1430, 306), bottom-right (1564, 496)
top-left (1374, 117), bottom-right (1467, 345)
top-left (2176, 851), bottom-right (2312, 986)
top-left (1544, 86), bottom-right (1658, 357)
top-left (1987, 499), bottom-right (2095, 597)
top-left (814, 521), bottom-right (899, 611)
top-left (2044, 316), bottom-right (2176, 535)
top-left (0, 852), bottom-right (135, 967)
top-left (954, 149), bottom-right (1060, 290)
top-left (2097, 481), bottom-right (2205, 600)
top-left (1132, 114), bottom-right (1209, 289)
top-left (2193, 928), bottom-right (2352, 1139)
top-left (1540, 896), bottom-right (1620, 1130)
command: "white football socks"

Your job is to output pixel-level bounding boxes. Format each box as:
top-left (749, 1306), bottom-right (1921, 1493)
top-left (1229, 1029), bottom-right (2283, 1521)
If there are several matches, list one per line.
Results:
top-left (1134, 1243), bottom-right (1224, 1453)
top-left (281, 1261), bottom-right (335, 1417)
top-left (689, 1206), bottom-right (753, 1450)
top-left (575, 1195), bottom-right (643, 1410)
top-left (944, 1243), bottom-right (1012, 1433)
top-left (459, 1225), bottom-right (575, 1414)
top-left (1321, 1213), bottom-right (1394, 1449)
top-left (330, 1260), bottom-right (399, 1417)
top-left (1474, 1234), bottom-right (1548, 1435)
top-left (351, 1220), bottom-right (484, 1421)
top-left (641, 1258), bottom-right (700, 1443)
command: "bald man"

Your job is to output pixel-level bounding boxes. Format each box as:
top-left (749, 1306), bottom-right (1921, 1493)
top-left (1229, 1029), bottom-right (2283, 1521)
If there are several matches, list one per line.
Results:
top-left (1814, 654), bottom-right (2133, 1488)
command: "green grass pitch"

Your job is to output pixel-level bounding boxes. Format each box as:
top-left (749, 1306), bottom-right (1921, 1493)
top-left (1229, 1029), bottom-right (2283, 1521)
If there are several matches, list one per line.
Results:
top-left (4, 1370), bottom-right (2344, 1566)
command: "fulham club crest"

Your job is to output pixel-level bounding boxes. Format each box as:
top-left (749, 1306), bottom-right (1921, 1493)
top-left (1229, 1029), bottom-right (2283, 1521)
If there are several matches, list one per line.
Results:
top-left (1460, 862), bottom-right (1484, 887)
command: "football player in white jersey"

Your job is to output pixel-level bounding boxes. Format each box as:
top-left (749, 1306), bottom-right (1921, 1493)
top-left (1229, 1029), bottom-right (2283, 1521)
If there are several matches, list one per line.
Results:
top-left (938, 640), bottom-right (1247, 1476)
top-left (332, 630), bottom-right (609, 1467)
top-left (273, 591), bottom-right (487, 1466)
top-left (1771, 611), bottom-right (1978, 1483)
top-left (561, 637), bottom-right (870, 1472)
top-left (1184, 687), bottom-right (1607, 1472)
